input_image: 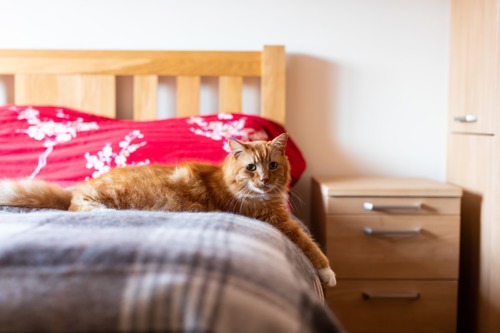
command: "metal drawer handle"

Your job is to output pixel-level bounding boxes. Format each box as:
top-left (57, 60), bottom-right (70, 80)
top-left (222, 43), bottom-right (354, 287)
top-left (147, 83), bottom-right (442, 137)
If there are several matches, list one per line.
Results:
top-left (363, 227), bottom-right (422, 236)
top-left (362, 292), bottom-right (420, 300)
top-left (454, 115), bottom-right (478, 123)
top-left (363, 202), bottom-right (422, 211)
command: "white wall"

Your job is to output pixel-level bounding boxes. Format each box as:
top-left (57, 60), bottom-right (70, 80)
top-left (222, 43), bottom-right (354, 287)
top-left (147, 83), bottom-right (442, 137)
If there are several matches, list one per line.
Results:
top-left (0, 0), bottom-right (450, 223)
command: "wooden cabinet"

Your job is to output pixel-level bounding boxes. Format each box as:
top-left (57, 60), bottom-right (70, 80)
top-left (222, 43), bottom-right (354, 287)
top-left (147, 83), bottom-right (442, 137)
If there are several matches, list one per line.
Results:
top-left (447, 0), bottom-right (500, 332)
top-left (448, 0), bottom-right (498, 134)
top-left (327, 280), bottom-right (458, 333)
top-left (311, 176), bottom-right (462, 333)
top-left (447, 134), bottom-right (494, 333)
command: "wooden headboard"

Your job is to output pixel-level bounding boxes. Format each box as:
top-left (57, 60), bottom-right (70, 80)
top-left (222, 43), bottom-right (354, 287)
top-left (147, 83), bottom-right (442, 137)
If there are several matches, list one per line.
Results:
top-left (0, 45), bottom-right (285, 125)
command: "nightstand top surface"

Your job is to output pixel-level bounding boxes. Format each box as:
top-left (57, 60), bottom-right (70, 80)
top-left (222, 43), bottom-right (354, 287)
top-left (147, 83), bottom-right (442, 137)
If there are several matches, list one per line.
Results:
top-left (313, 176), bottom-right (462, 197)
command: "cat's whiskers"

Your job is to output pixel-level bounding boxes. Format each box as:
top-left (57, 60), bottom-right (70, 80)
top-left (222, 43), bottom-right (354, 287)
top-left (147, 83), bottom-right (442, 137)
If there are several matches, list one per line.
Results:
top-left (238, 186), bottom-right (286, 204)
top-left (227, 186), bottom-right (258, 213)
top-left (227, 191), bottom-right (242, 213)
top-left (227, 188), bottom-right (251, 214)
top-left (236, 188), bottom-right (262, 201)
top-left (238, 191), bottom-right (247, 213)
top-left (289, 188), bottom-right (305, 206)
top-left (288, 188), bottom-right (304, 213)
top-left (246, 181), bottom-right (266, 195)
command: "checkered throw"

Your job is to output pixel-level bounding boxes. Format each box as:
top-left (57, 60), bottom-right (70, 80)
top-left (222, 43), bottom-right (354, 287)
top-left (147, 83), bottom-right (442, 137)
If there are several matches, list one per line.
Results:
top-left (0, 208), bottom-right (344, 333)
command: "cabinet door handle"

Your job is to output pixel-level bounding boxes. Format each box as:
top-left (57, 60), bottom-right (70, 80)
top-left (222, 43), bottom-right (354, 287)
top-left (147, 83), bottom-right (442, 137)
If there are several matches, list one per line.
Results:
top-left (362, 292), bottom-right (420, 300)
top-left (363, 227), bottom-right (422, 236)
top-left (363, 202), bottom-right (422, 211)
top-left (454, 115), bottom-right (478, 123)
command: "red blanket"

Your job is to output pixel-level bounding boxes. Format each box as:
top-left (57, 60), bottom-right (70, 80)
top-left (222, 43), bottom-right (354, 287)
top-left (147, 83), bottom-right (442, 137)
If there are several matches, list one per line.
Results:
top-left (0, 105), bottom-right (305, 187)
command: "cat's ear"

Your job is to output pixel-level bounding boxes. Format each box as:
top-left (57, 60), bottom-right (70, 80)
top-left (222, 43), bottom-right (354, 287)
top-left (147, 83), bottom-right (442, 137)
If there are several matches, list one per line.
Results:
top-left (271, 133), bottom-right (288, 155)
top-left (228, 138), bottom-right (246, 157)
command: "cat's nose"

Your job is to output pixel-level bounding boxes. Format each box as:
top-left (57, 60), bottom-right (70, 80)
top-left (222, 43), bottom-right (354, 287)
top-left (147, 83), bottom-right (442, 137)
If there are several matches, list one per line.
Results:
top-left (261, 177), bottom-right (269, 184)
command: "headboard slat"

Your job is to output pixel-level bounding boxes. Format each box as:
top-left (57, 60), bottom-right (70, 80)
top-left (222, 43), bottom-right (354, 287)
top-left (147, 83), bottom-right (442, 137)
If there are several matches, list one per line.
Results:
top-left (219, 76), bottom-right (242, 113)
top-left (14, 74), bottom-right (116, 118)
top-left (15, 74), bottom-right (59, 106)
top-left (133, 75), bottom-right (158, 120)
top-left (80, 75), bottom-right (116, 118)
top-left (0, 46), bottom-right (286, 125)
top-left (261, 46), bottom-right (286, 125)
top-left (176, 76), bottom-right (200, 117)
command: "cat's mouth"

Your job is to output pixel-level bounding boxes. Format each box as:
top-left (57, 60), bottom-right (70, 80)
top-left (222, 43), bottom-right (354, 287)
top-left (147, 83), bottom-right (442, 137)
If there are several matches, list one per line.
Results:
top-left (247, 182), bottom-right (274, 195)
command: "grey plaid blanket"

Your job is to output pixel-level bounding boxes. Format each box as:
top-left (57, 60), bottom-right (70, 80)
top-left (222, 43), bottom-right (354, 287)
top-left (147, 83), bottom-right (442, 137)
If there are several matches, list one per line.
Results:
top-left (0, 208), bottom-right (344, 333)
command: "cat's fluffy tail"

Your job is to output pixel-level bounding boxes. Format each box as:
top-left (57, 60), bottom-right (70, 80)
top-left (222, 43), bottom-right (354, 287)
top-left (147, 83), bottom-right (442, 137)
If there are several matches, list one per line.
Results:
top-left (0, 179), bottom-right (72, 210)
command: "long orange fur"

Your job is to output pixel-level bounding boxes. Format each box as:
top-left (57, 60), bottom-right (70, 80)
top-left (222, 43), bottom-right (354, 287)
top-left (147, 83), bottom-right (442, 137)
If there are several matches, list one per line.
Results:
top-left (0, 134), bottom-right (336, 286)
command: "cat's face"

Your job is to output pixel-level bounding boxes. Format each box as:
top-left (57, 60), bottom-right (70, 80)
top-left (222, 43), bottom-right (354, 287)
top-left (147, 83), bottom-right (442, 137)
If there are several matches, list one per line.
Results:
top-left (224, 133), bottom-right (291, 199)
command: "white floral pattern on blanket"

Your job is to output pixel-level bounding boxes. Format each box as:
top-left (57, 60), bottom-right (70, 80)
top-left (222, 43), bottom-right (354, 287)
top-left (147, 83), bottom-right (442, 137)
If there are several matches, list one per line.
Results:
top-left (1, 106), bottom-right (305, 187)
top-left (84, 130), bottom-right (150, 179)
top-left (187, 113), bottom-right (269, 152)
top-left (12, 106), bottom-right (100, 178)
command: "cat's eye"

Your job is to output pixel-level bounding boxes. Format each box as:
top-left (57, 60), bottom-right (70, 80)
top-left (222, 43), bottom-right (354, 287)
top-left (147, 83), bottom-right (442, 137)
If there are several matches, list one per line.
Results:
top-left (246, 164), bottom-right (257, 171)
top-left (269, 162), bottom-right (278, 170)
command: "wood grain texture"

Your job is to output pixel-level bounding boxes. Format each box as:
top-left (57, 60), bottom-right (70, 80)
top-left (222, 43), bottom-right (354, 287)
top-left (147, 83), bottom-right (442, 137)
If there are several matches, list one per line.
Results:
top-left (447, 133), bottom-right (495, 333)
top-left (219, 76), bottom-right (242, 113)
top-left (1, 46), bottom-right (286, 125)
top-left (447, 1), bottom-right (500, 331)
top-left (15, 74), bottom-right (115, 117)
top-left (261, 45), bottom-right (286, 125)
top-left (311, 176), bottom-right (461, 332)
top-left (0, 50), bottom-right (261, 76)
top-left (492, 54), bottom-right (500, 331)
top-left (448, 0), bottom-right (498, 134)
top-left (314, 176), bottom-right (462, 197)
top-left (325, 197), bottom-right (460, 216)
top-left (133, 75), bottom-right (158, 120)
top-left (326, 215), bottom-right (460, 279)
top-left (176, 76), bottom-right (200, 117)
top-left (327, 280), bottom-right (458, 333)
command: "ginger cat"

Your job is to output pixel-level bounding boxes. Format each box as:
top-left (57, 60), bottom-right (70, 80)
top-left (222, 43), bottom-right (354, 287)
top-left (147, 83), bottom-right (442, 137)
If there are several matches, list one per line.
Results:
top-left (0, 133), bottom-right (336, 286)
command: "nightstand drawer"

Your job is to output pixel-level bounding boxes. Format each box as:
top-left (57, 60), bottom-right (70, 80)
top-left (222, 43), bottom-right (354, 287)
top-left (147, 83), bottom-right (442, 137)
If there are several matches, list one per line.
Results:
top-left (327, 216), bottom-right (459, 279)
top-left (326, 197), bottom-right (460, 215)
top-left (327, 280), bottom-right (458, 333)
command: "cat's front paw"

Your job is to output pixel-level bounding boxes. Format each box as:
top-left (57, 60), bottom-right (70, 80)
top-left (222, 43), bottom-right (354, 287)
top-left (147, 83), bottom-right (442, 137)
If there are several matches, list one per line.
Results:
top-left (318, 268), bottom-right (336, 287)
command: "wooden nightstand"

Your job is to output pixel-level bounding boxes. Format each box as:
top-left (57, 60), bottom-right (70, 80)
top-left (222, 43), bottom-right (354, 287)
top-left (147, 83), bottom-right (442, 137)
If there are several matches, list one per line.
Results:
top-left (311, 176), bottom-right (462, 333)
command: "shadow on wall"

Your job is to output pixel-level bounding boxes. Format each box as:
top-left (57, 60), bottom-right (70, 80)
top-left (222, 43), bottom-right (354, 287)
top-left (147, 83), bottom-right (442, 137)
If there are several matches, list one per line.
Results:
top-left (285, 54), bottom-right (364, 225)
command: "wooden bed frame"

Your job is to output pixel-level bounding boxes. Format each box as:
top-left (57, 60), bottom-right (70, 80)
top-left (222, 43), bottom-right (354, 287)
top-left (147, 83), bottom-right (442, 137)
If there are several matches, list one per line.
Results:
top-left (0, 45), bottom-right (285, 125)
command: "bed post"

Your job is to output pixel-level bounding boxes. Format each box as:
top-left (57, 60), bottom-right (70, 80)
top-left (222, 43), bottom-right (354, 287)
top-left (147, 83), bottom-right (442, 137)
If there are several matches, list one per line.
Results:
top-left (261, 45), bottom-right (286, 126)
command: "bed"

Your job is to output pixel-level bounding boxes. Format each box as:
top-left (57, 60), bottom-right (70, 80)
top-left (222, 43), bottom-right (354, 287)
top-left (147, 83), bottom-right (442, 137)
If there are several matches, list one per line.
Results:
top-left (0, 46), bottom-right (345, 333)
